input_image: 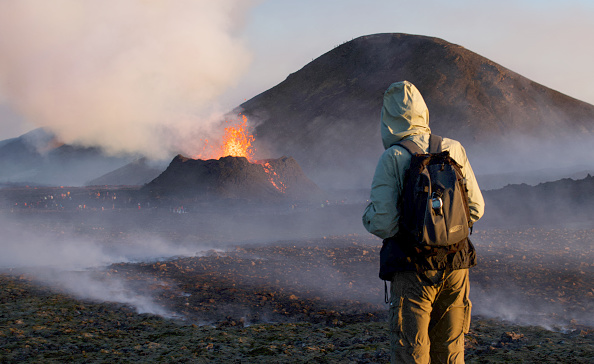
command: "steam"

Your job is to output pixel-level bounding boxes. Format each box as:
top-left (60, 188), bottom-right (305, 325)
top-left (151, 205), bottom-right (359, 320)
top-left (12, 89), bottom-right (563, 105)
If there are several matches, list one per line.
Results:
top-left (469, 133), bottom-right (594, 190)
top-left (37, 270), bottom-right (177, 318)
top-left (468, 229), bottom-right (594, 330)
top-left (0, 215), bottom-right (208, 316)
top-left (0, 0), bottom-right (257, 159)
top-left (471, 284), bottom-right (594, 330)
top-left (0, 228), bottom-right (200, 270)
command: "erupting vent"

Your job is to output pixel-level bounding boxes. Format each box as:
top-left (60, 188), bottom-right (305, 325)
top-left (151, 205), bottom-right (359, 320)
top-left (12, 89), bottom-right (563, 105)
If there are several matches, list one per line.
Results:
top-left (190, 115), bottom-right (291, 193)
top-left (145, 155), bottom-right (323, 203)
top-left (145, 114), bottom-right (324, 202)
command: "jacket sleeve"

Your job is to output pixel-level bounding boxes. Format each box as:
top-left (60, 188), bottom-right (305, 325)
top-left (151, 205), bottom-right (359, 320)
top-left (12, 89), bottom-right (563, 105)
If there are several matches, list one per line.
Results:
top-left (362, 150), bottom-right (404, 239)
top-left (456, 144), bottom-right (485, 223)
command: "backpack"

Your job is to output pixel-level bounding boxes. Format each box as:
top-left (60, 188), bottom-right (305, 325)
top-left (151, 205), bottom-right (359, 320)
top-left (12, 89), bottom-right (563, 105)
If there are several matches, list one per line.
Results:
top-left (378, 135), bottom-right (474, 289)
top-left (397, 134), bottom-right (471, 247)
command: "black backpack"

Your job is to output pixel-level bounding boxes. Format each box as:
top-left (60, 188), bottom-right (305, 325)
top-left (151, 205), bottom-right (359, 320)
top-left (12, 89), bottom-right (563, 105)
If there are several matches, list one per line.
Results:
top-left (397, 135), bottom-right (471, 247)
top-left (379, 135), bottom-right (472, 282)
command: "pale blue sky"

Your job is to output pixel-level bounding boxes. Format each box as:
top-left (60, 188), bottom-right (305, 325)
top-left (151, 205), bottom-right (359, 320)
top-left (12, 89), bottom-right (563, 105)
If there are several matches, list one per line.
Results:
top-left (228, 0), bottom-right (594, 107)
top-left (1, 0), bottom-right (592, 144)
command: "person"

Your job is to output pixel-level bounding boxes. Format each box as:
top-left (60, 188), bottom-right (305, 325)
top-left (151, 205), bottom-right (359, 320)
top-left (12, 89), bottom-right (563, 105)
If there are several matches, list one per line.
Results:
top-left (362, 81), bottom-right (485, 364)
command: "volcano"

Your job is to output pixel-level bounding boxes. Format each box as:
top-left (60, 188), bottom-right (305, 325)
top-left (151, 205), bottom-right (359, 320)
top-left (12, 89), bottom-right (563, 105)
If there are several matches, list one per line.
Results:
top-left (238, 33), bottom-right (594, 188)
top-left (144, 155), bottom-right (324, 203)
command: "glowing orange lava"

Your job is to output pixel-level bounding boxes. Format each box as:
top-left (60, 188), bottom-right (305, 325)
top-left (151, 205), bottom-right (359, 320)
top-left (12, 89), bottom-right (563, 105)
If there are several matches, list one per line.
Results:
top-left (192, 114), bottom-right (256, 161)
top-left (261, 162), bottom-right (286, 193)
top-left (220, 115), bottom-right (255, 162)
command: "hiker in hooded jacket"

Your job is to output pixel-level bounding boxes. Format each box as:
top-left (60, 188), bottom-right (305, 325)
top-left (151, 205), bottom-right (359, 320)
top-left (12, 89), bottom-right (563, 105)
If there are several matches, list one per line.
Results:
top-left (363, 81), bottom-right (485, 364)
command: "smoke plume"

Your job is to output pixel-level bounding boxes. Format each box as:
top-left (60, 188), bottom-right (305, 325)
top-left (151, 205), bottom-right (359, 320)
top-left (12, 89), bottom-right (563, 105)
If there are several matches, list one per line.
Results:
top-left (0, 0), bottom-right (257, 159)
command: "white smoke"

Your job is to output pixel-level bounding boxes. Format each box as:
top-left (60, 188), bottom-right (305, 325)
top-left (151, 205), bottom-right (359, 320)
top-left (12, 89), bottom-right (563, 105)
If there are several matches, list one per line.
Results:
top-left (0, 229), bottom-right (201, 270)
top-left (37, 270), bottom-right (177, 318)
top-left (0, 0), bottom-right (257, 159)
top-left (0, 215), bottom-right (214, 316)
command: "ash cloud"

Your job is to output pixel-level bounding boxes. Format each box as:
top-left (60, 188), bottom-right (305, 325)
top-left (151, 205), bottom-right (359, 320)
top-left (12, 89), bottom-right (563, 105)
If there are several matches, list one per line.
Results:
top-left (0, 0), bottom-right (257, 159)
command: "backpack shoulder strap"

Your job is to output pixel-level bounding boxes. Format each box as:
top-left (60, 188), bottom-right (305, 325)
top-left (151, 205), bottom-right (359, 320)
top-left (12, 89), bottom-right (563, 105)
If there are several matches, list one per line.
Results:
top-left (397, 139), bottom-right (423, 155)
top-left (428, 134), bottom-right (443, 153)
top-left (397, 134), bottom-right (442, 155)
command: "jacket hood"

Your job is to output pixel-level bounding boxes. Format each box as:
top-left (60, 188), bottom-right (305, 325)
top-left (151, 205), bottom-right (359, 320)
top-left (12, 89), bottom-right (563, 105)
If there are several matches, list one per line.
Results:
top-left (380, 81), bottom-right (431, 149)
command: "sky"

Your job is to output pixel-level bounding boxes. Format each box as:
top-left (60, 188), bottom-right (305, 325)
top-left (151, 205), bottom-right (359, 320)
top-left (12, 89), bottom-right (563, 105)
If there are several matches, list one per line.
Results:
top-left (0, 0), bottom-right (592, 155)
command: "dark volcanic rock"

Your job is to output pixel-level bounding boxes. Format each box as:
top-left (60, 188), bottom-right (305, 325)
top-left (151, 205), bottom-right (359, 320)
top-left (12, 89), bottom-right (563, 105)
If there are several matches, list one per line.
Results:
top-left (238, 33), bottom-right (594, 187)
top-left (144, 155), bottom-right (324, 202)
top-left (481, 174), bottom-right (594, 227)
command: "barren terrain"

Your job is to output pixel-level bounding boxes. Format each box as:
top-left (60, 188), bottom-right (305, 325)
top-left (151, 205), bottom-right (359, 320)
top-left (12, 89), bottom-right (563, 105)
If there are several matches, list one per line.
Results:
top-left (1, 205), bottom-right (592, 363)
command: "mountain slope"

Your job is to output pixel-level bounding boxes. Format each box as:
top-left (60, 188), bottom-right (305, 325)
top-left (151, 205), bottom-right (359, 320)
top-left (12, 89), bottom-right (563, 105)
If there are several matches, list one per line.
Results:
top-left (86, 158), bottom-right (165, 186)
top-left (0, 128), bottom-right (135, 186)
top-left (239, 33), bottom-right (594, 188)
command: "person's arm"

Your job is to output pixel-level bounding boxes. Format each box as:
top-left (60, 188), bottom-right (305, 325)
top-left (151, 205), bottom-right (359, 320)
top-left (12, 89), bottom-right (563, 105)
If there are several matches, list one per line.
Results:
top-left (362, 150), bottom-right (404, 239)
top-left (458, 146), bottom-right (485, 223)
top-left (443, 138), bottom-right (485, 224)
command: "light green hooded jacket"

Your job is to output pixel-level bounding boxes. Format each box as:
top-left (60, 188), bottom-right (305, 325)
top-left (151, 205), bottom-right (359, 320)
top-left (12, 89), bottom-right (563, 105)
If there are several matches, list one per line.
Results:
top-left (362, 81), bottom-right (485, 239)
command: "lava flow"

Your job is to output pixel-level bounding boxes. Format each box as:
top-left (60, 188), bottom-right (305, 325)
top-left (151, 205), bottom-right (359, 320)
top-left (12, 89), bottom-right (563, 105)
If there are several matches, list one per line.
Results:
top-left (261, 162), bottom-right (286, 193)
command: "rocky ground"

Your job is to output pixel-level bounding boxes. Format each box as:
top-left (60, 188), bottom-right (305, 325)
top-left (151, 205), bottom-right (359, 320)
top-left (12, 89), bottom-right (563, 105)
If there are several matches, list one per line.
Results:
top-left (0, 208), bottom-right (593, 363)
top-left (1, 273), bottom-right (592, 363)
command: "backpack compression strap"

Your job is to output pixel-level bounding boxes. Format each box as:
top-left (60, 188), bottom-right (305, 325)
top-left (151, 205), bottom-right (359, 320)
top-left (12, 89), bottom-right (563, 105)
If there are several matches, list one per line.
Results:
top-left (397, 134), bottom-right (443, 155)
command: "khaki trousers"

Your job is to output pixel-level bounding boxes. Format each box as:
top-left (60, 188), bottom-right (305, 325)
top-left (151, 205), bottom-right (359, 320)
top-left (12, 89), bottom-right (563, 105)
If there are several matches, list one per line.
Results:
top-left (389, 269), bottom-right (471, 364)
